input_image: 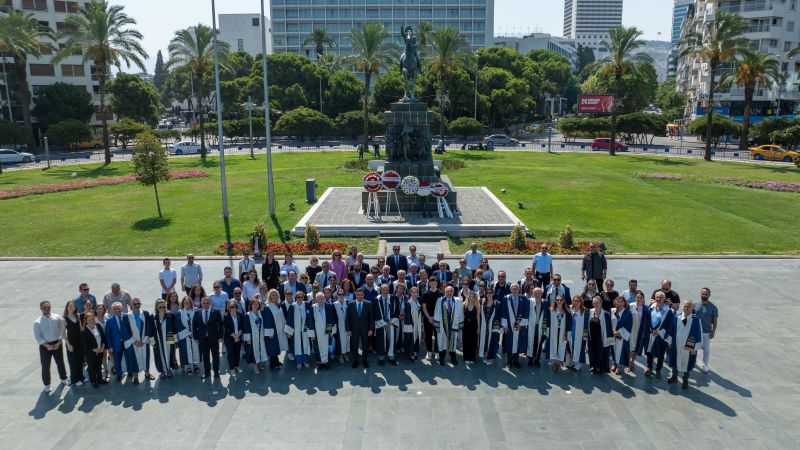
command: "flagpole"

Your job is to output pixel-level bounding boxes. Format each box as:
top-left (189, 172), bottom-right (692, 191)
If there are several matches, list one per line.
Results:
top-left (260, 0), bottom-right (276, 216)
top-left (211, 0), bottom-right (229, 217)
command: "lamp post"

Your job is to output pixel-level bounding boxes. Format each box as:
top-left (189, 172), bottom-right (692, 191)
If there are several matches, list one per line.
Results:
top-left (260, 0), bottom-right (275, 216)
top-left (242, 96), bottom-right (255, 158)
top-left (211, 0), bottom-right (229, 217)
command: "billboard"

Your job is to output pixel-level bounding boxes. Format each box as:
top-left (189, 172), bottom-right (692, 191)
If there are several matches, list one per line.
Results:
top-left (578, 95), bottom-right (615, 114)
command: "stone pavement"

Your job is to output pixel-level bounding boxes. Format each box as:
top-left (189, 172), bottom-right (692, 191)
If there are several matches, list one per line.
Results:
top-left (1, 257), bottom-right (798, 449)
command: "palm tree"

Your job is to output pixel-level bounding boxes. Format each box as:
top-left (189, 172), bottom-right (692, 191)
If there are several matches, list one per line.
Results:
top-left (344, 23), bottom-right (397, 159)
top-left (417, 21), bottom-right (433, 50)
top-left (719, 50), bottom-right (780, 150)
top-left (594, 26), bottom-right (653, 156)
top-left (55, 0), bottom-right (147, 164)
top-left (678, 10), bottom-right (749, 161)
top-left (0, 10), bottom-right (55, 148)
top-left (167, 24), bottom-right (229, 160)
top-left (425, 27), bottom-right (471, 140)
top-left (302, 27), bottom-right (336, 60)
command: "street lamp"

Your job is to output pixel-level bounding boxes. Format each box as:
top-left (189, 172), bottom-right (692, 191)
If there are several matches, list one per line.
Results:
top-left (211, 0), bottom-right (229, 217)
top-left (242, 96), bottom-right (256, 158)
top-left (260, 0), bottom-right (275, 216)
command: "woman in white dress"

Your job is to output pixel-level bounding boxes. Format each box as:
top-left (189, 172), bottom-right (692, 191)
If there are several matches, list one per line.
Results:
top-left (244, 298), bottom-right (268, 373)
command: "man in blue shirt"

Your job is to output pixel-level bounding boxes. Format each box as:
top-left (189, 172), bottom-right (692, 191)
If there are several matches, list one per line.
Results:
top-left (73, 283), bottom-right (97, 314)
top-left (693, 287), bottom-right (719, 373)
top-left (208, 282), bottom-right (230, 313)
top-left (219, 266), bottom-right (241, 299)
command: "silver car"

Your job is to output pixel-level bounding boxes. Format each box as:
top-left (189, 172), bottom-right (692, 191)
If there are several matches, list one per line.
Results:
top-left (169, 141), bottom-right (202, 155)
top-left (482, 134), bottom-right (519, 146)
top-left (0, 148), bottom-right (36, 164)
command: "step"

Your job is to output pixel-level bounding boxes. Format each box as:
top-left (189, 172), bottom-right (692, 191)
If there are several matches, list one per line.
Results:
top-left (379, 230), bottom-right (448, 242)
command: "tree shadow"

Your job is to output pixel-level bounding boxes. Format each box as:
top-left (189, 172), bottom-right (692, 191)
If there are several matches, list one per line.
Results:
top-left (45, 164), bottom-right (123, 180)
top-left (131, 217), bottom-right (172, 231)
top-left (453, 153), bottom-right (492, 161)
top-left (222, 216), bottom-right (232, 256)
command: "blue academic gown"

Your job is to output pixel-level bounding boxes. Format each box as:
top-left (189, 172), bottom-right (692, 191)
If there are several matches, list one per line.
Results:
top-left (121, 311), bottom-right (153, 374)
top-left (501, 294), bottom-right (530, 355)
top-left (644, 305), bottom-right (674, 359)
top-left (667, 313), bottom-right (702, 376)
top-left (631, 304), bottom-right (651, 356)
top-left (260, 307), bottom-right (283, 357)
top-left (528, 300), bottom-right (550, 361)
top-left (613, 308), bottom-right (633, 366)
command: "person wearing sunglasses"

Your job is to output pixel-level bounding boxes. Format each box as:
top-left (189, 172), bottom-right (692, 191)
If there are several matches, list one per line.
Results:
top-left (120, 298), bottom-right (155, 384)
top-left (152, 298), bottom-right (175, 379)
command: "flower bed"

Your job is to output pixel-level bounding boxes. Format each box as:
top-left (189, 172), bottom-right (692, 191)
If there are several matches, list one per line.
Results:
top-left (215, 241), bottom-right (350, 256)
top-left (640, 172), bottom-right (683, 181)
top-left (481, 240), bottom-right (594, 255)
top-left (0, 170), bottom-right (209, 200)
top-left (717, 177), bottom-right (800, 193)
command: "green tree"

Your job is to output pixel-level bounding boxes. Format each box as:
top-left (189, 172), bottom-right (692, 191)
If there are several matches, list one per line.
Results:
top-left (416, 21), bottom-right (433, 50)
top-left (153, 49), bottom-right (167, 90)
top-left (426, 27), bottom-right (471, 139)
top-left (581, 62), bottom-right (657, 114)
top-left (55, 0), bottom-right (148, 164)
top-left (302, 27), bottom-right (337, 59)
top-left (371, 67), bottom-right (404, 113)
top-left (334, 110), bottom-right (382, 139)
top-left (528, 50), bottom-right (573, 96)
top-left (222, 51), bottom-right (255, 81)
top-left (46, 119), bottom-right (93, 151)
top-left (687, 114), bottom-right (740, 147)
top-left (109, 118), bottom-right (148, 148)
top-left (132, 131), bottom-right (170, 218)
top-left (167, 24), bottom-right (229, 159)
top-left (31, 82), bottom-right (93, 127)
top-left (719, 50), bottom-right (781, 150)
top-left (324, 70), bottom-right (364, 118)
top-left (593, 26), bottom-right (653, 156)
top-left (749, 117), bottom-right (797, 145)
top-left (107, 72), bottom-right (161, 125)
top-left (448, 116), bottom-right (482, 138)
top-left (769, 125), bottom-right (800, 148)
top-left (655, 77), bottom-right (686, 120)
top-left (678, 9), bottom-right (750, 160)
top-left (344, 23), bottom-right (397, 159)
top-left (275, 106), bottom-right (334, 139)
top-left (159, 67), bottom-right (192, 108)
top-left (0, 10), bottom-right (55, 148)
top-left (0, 120), bottom-right (26, 146)
top-left (575, 44), bottom-right (595, 77)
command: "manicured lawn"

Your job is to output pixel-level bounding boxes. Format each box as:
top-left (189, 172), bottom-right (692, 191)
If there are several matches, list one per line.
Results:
top-left (0, 150), bottom-right (798, 256)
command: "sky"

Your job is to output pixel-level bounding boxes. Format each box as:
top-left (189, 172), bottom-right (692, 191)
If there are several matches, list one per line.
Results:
top-left (115, 0), bottom-right (674, 73)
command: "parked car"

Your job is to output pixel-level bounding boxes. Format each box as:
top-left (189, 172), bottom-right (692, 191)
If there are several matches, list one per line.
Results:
top-left (170, 141), bottom-right (202, 155)
top-left (591, 137), bottom-right (629, 152)
top-left (74, 138), bottom-right (103, 150)
top-left (0, 148), bottom-right (36, 164)
top-left (482, 134), bottom-right (519, 146)
top-left (748, 144), bottom-right (799, 162)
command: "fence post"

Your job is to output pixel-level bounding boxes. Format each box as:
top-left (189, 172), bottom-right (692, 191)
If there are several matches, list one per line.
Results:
top-left (44, 136), bottom-right (50, 169)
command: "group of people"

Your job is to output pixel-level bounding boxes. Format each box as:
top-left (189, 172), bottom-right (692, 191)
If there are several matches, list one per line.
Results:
top-left (33, 243), bottom-right (719, 393)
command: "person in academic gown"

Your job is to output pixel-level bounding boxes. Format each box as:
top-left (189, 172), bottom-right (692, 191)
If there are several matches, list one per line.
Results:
top-left (333, 292), bottom-right (350, 364)
top-left (525, 287), bottom-right (549, 367)
top-left (243, 298), bottom-right (268, 372)
top-left (568, 295), bottom-right (589, 371)
top-left (264, 289), bottom-right (288, 368)
top-left (644, 291), bottom-right (674, 379)
top-left (587, 297), bottom-right (615, 374)
top-left (433, 286), bottom-right (464, 365)
top-left (285, 291), bottom-right (313, 369)
top-left (403, 287), bottom-right (424, 362)
top-left (628, 290), bottom-right (650, 373)
top-left (223, 301), bottom-right (244, 375)
top-left (80, 312), bottom-right (108, 388)
top-left (667, 300), bottom-right (702, 389)
top-left (478, 290), bottom-right (502, 366)
top-left (309, 292), bottom-right (337, 369)
top-left (151, 299), bottom-right (176, 378)
top-left (121, 298), bottom-right (155, 384)
top-left (393, 283), bottom-right (408, 356)
top-left (501, 283), bottom-right (529, 369)
top-left (373, 284), bottom-right (401, 366)
top-left (175, 297), bottom-right (200, 375)
top-left (547, 295), bottom-right (573, 372)
top-left (611, 297), bottom-right (633, 375)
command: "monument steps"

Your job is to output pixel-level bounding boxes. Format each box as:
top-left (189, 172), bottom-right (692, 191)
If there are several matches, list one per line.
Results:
top-left (379, 230), bottom-right (448, 242)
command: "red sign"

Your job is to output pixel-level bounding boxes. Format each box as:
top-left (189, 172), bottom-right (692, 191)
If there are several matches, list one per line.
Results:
top-left (430, 182), bottom-right (449, 198)
top-left (578, 95), bottom-right (614, 114)
top-left (363, 172), bottom-right (382, 192)
top-left (381, 170), bottom-right (401, 190)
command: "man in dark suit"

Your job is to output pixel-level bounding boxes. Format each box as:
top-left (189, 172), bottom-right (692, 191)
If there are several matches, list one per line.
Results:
top-left (279, 270), bottom-right (307, 298)
top-left (418, 254), bottom-right (433, 277)
top-left (432, 261), bottom-right (453, 285)
top-left (345, 289), bottom-right (374, 368)
top-left (349, 253), bottom-right (370, 275)
top-left (348, 266), bottom-right (369, 289)
top-left (405, 264), bottom-right (421, 290)
top-left (386, 245), bottom-right (408, 278)
top-left (192, 297), bottom-right (224, 379)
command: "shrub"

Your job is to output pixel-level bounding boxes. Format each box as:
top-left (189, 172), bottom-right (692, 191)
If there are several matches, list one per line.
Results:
top-left (342, 159), bottom-right (369, 171)
top-left (442, 159), bottom-right (465, 171)
top-left (686, 115), bottom-right (741, 147)
top-left (304, 224), bottom-right (320, 249)
top-left (275, 107), bottom-right (333, 139)
top-left (448, 117), bottom-right (482, 139)
top-left (508, 224), bottom-right (526, 250)
top-left (45, 119), bottom-right (93, 151)
top-left (559, 225), bottom-right (574, 250)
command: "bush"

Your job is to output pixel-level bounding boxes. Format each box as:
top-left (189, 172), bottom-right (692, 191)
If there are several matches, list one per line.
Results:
top-left (559, 225), bottom-right (574, 250)
top-left (686, 115), bottom-right (741, 147)
top-left (45, 119), bottom-right (93, 151)
top-left (275, 107), bottom-right (334, 139)
top-left (342, 159), bottom-right (369, 171)
top-left (508, 224), bottom-right (526, 250)
top-left (109, 119), bottom-right (149, 148)
top-left (442, 159), bottom-right (465, 171)
top-left (448, 117), bottom-right (482, 139)
top-left (769, 125), bottom-right (800, 148)
top-left (334, 110), bottom-right (382, 139)
top-left (0, 120), bottom-right (26, 147)
top-left (304, 223), bottom-right (320, 249)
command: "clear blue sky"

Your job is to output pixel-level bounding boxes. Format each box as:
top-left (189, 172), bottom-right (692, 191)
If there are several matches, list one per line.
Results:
top-left (115, 0), bottom-right (674, 73)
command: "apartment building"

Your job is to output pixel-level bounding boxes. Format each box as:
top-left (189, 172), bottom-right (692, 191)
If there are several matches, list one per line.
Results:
top-left (563, 0), bottom-right (623, 58)
top-left (218, 14), bottom-right (272, 57)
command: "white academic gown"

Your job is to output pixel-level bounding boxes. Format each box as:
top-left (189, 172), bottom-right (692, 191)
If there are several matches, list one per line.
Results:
top-left (286, 303), bottom-right (311, 356)
top-left (246, 311), bottom-right (268, 364)
top-left (310, 303), bottom-right (336, 364)
top-left (268, 303), bottom-right (289, 352)
top-left (123, 311), bottom-right (152, 373)
top-left (178, 309), bottom-right (200, 365)
top-left (548, 310), bottom-right (570, 362)
top-left (404, 298), bottom-right (423, 348)
top-left (334, 301), bottom-right (350, 354)
top-left (433, 297), bottom-right (464, 352)
top-left (672, 313), bottom-right (700, 373)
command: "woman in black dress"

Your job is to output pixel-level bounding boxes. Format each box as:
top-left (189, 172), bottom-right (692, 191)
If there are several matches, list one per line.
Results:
top-left (461, 291), bottom-right (481, 364)
top-left (63, 300), bottom-right (86, 386)
top-left (587, 296), bottom-right (614, 374)
top-left (261, 251), bottom-right (281, 290)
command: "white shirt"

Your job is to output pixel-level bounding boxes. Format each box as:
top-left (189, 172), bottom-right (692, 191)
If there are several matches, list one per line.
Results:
top-left (159, 268), bottom-right (177, 294)
top-left (90, 327), bottom-right (102, 347)
top-left (34, 313), bottom-right (63, 345)
top-left (532, 252), bottom-right (553, 274)
top-left (464, 250), bottom-right (483, 271)
top-left (239, 258), bottom-right (255, 276)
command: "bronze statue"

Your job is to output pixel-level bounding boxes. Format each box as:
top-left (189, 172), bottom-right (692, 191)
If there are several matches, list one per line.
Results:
top-left (400, 26), bottom-right (421, 101)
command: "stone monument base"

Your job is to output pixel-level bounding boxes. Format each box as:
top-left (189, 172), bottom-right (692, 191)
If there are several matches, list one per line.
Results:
top-left (361, 176), bottom-right (457, 213)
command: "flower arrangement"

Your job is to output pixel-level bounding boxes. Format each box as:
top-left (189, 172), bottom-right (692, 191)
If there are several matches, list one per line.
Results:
top-left (717, 177), bottom-right (800, 193)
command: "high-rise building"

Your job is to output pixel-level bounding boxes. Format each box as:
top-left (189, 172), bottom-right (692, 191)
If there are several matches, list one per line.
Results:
top-left (269, 0), bottom-right (494, 58)
top-left (675, 0), bottom-right (800, 120)
top-left (493, 33), bottom-right (577, 65)
top-left (218, 14), bottom-right (272, 57)
top-left (562, 0), bottom-right (623, 58)
top-left (667, 0), bottom-right (693, 77)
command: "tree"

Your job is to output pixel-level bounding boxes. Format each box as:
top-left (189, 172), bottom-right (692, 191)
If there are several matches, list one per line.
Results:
top-left (582, 61), bottom-right (657, 114)
top-left (153, 50), bottom-right (167, 90)
top-left (655, 77), bottom-right (686, 120)
top-left (687, 114), bottom-right (740, 148)
top-left (31, 82), bottom-right (93, 127)
top-left (678, 9), bottom-right (750, 160)
top-left (417, 22), bottom-right (433, 50)
top-left (107, 72), bottom-right (161, 125)
top-left (448, 116), bottom-right (482, 139)
top-left (0, 10), bottom-right (55, 148)
top-left (528, 50), bottom-right (573, 96)
top-left (167, 24), bottom-right (229, 159)
top-left (302, 27), bottom-right (336, 59)
top-left (324, 70), bottom-right (363, 118)
top-left (769, 125), bottom-right (800, 148)
top-left (593, 26), bottom-right (653, 156)
top-left (275, 106), bottom-right (333, 139)
top-left (719, 50), bottom-right (780, 150)
top-left (750, 117), bottom-right (797, 145)
top-left (132, 131), bottom-right (170, 218)
top-left (575, 44), bottom-right (595, 76)
top-left (344, 23), bottom-right (397, 159)
top-left (46, 119), bottom-right (93, 151)
top-left (109, 118), bottom-right (148, 148)
top-left (426, 27), bottom-right (471, 139)
top-left (55, 0), bottom-right (148, 164)
top-left (371, 67), bottom-right (404, 113)
top-left (221, 51), bottom-right (254, 81)
top-left (334, 110), bottom-right (382, 139)
top-left (0, 120), bottom-right (25, 146)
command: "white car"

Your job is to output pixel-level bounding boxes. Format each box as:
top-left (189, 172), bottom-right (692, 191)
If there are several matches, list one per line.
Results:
top-left (0, 148), bottom-right (36, 164)
top-left (482, 134), bottom-right (519, 146)
top-left (170, 141), bottom-right (202, 155)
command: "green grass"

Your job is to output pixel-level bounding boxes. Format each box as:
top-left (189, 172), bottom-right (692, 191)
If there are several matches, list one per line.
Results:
top-left (0, 151), bottom-right (798, 256)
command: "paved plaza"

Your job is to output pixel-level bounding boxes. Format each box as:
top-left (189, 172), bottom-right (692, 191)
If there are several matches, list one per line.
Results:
top-left (1, 257), bottom-right (798, 449)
